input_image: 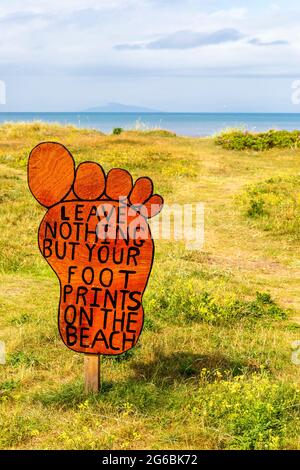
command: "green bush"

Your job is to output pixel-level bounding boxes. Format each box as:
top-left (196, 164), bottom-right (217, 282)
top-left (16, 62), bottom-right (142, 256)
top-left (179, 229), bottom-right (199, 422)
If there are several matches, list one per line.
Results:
top-left (194, 372), bottom-right (300, 449)
top-left (237, 176), bottom-right (300, 238)
top-left (8, 351), bottom-right (40, 367)
top-left (112, 127), bottom-right (123, 135)
top-left (215, 129), bottom-right (300, 151)
top-left (142, 129), bottom-right (176, 137)
top-left (147, 280), bottom-right (286, 324)
top-left (0, 379), bottom-right (19, 394)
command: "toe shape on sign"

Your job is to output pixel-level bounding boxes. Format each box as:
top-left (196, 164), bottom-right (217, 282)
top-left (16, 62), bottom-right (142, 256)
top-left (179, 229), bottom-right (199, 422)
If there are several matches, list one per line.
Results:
top-left (28, 142), bottom-right (75, 207)
top-left (130, 177), bottom-right (153, 206)
top-left (106, 168), bottom-right (133, 200)
top-left (143, 194), bottom-right (164, 218)
top-left (74, 162), bottom-right (105, 200)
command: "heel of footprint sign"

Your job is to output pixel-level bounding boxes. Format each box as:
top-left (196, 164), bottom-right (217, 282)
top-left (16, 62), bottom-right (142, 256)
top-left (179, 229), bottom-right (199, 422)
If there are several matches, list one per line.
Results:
top-left (28, 142), bottom-right (163, 355)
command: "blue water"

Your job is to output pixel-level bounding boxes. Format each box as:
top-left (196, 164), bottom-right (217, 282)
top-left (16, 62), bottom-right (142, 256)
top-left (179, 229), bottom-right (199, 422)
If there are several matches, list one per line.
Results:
top-left (1, 112), bottom-right (300, 137)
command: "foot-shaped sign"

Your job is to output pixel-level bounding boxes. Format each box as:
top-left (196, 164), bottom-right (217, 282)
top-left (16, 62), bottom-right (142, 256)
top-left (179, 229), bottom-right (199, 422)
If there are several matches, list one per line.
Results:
top-left (28, 142), bottom-right (163, 355)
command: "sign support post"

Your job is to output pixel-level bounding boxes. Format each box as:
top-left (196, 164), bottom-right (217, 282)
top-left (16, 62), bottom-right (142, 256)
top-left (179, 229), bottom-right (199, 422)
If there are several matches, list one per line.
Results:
top-left (84, 355), bottom-right (101, 394)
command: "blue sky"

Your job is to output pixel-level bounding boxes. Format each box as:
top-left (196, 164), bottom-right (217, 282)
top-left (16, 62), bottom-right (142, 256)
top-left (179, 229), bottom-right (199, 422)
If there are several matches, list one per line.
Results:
top-left (0, 0), bottom-right (300, 111)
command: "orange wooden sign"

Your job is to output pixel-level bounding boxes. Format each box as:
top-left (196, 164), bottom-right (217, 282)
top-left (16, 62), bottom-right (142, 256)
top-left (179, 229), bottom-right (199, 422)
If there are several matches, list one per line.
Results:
top-left (28, 142), bottom-right (163, 356)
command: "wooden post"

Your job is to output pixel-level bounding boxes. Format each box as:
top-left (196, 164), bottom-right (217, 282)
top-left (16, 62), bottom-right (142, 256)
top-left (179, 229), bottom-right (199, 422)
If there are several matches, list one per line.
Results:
top-left (84, 354), bottom-right (101, 394)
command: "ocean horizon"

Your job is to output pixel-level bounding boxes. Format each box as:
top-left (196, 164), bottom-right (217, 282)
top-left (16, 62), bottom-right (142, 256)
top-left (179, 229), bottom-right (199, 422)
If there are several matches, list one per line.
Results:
top-left (1, 112), bottom-right (300, 137)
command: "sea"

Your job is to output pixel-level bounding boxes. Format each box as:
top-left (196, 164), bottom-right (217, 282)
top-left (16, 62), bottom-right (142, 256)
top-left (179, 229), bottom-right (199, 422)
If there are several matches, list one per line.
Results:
top-left (1, 112), bottom-right (300, 137)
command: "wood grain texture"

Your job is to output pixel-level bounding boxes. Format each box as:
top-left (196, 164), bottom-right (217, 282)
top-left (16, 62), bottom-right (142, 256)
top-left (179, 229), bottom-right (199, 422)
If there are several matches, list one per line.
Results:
top-left (38, 201), bottom-right (154, 355)
top-left (74, 162), bottom-right (105, 200)
top-left (144, 194), bottom-right (164, 218)
top-left (28, 142), bottom-right (75, 207)
top-left (28, 141), bottom-right (163, 357)
top-left (129, 177), bottom-right (153, 206)
top-left (106, 168), bottom-right (133, 200)
top-left (84, 355), bottom-right (100, 393)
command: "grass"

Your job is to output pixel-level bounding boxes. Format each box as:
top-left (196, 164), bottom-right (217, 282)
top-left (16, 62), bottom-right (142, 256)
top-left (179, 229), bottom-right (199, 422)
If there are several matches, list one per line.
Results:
top-left (0, 121), bottom-right (299, 449)
top-left (236, 176), bottom-right (300, 240)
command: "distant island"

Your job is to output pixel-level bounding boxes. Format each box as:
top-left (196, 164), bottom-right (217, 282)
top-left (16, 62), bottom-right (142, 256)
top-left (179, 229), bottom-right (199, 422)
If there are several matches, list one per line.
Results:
top-left (84, 102), bottom-right (161, 113)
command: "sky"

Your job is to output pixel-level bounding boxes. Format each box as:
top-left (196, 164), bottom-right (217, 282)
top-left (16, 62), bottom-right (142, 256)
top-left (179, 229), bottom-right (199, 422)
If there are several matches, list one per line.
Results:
top-left (0, 0), bottom-right (300, 112)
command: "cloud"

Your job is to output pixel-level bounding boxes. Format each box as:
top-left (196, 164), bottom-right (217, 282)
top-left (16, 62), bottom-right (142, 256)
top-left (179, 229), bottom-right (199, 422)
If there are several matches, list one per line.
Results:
top-left (116, 44), bottom-right (142, 50)
top-left (0, 11), bottom-right (43, 24)
top-left (248, 38), bottom-right (289, 46)
top-left (0, 0), bottom-right (297, 112)
top-left (116, 28), bottom-right (245, 50)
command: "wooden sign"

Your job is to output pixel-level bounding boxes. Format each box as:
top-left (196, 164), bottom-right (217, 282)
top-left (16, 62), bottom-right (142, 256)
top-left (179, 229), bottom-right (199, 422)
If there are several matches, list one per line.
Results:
top-left (28, 142), bottom-right (163, 391)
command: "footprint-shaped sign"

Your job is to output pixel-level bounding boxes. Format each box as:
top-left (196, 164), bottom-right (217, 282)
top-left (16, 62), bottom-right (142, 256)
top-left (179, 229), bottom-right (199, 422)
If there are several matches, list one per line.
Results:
top-left (28, 142), bottom-right (163, 357)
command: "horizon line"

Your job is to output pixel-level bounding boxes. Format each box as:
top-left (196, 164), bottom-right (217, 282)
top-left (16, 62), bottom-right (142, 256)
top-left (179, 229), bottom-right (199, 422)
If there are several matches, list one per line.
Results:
top-left (1, 111), bottom-right (300, 114)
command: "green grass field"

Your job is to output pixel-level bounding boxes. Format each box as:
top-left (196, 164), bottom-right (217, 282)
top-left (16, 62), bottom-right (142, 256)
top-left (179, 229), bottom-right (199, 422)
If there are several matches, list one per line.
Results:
top-left (0, 122), bottom-right (299, 450)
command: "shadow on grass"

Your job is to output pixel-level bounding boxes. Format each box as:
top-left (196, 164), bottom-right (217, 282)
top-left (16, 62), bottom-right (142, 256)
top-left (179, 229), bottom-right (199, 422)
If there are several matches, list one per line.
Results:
top-left (36, 379), bottom-right (85, 408)
top-left (130, 351), bottom-right (262, 385)
top-left (35, 351), bottom-right (261, 411)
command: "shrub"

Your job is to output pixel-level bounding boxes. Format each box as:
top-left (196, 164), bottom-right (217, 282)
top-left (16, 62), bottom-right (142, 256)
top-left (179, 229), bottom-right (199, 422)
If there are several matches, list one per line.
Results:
top-left (194, 372), bottom-right (300, 450)
top-left (112, 127), bottom-right (123, 135)
top-left (142, 129), bottom-right (176, 137)
top-left (215, 129), bottom-right (300, 151)
top-left (0, 379), bottom-right (19, 394)
top-left (237, 176), bottom-right (300, 238)
top-left (8, 351), bottom-right (40, 367)
top-left (0, 412), bottom-right (45, 447)
top-left (146, 279), bottom-right (286, 324)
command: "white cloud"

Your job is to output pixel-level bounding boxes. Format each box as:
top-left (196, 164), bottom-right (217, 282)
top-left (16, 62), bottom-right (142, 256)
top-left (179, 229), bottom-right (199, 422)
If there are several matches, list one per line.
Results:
top-left (0, 0), bottom-right (135, 15)
top-left (0, 1), bottom-right (293, 71)
top-left (116, 29), bottom-right (245, 50)
top-left (0, 0), bottom-right (299, 110)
